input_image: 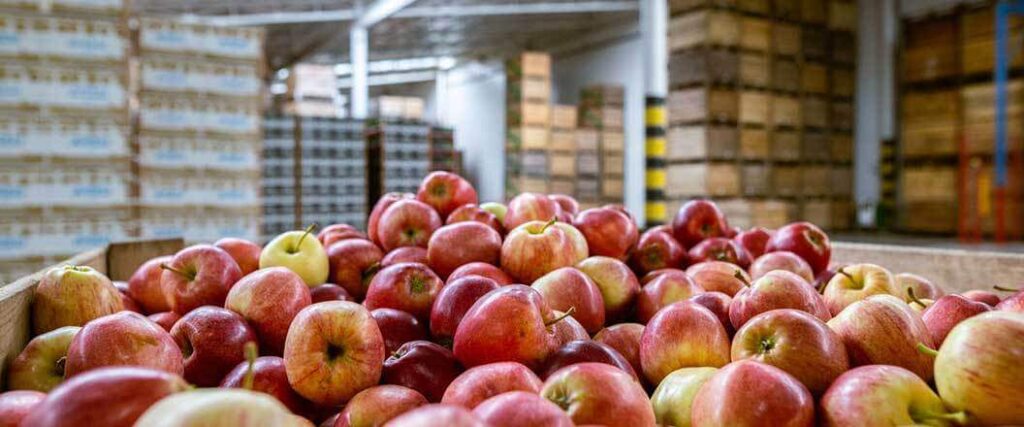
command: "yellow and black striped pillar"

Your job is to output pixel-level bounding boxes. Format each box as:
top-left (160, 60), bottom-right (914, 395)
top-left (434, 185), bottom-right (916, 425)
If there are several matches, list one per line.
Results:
top-left (645, 96), bottom-right (668, 226)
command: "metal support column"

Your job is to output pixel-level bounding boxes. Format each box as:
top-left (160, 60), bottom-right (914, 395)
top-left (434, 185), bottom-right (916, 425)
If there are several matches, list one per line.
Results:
top-left (641, 0), bottom-right (668, 227)
top-left (350, 25), bottom-right (369, 119)
top-left (994, 1), bottom-right (1024, 242)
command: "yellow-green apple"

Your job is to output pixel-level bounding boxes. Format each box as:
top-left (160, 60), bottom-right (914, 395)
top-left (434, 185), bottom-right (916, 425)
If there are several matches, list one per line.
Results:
top-left (921, 294), bottom-right (991, 346)
top-left (226, 267), bottom-right (312, 355)
top-left (162, 244), bottom-right (243, 314)
top-left (501, 220), bottom-right (584, 284)
top-left (593, 323), bottom-right (644, 377)
top-left (441, 362), bottom-right (542, 409)
top-left (908, 296), bottom-right (935, 313)
top-left (382, 247), bottom-right (428, 266)
top-left (479, 202), bottom-right (507, 223)
top-left (576, 256), bottom-right (640, 322)
top-left (310, 283), bottom-right (353, 303)
top-left (749, 251), bottom-right (814, 282)
top-left (447, 262), bottom-right (514, 286)
top-left (540, 362), bottom-right (656, 427)
top-left (260, 226), bottom-right (329, 287)
top-left (731, 309), bottom-right (848, 396)
top-left (827, 294), bottom-right (936, 381)
top-left (821, 365), bottom-right (968, 427)
top-left (452, 285), bottom-right (560, 370)
top-left (934, 311), bottom-right (1024, 425)
top-left (473, 391), bottom-right (573, 427)
top-left (32, 265), bottom-right (123, 335)
top-left (549, 309), bottom-right (589, 346)
top-left (896, 272), bottom-right (944, 302)
top-left (148, 312), bottom-right (181, 332)
top-left (637, 270), bottom-right (704, 323)
top-left (6, 326), bottom-right (79, 392)
top-left (686, 261), bottom-right (750, 297)
top-left (572, 207), bottom-right (639, 261)
top-left (690, 360), bottom-right (814, 427)
top-left (417, 171), bottom-right (478, 218)
top-left (446, 204), bottom-right (503, 234)
top-left (503, 193), bottom-right (560, 231)
top-left (113, 281), bottom-right (142, 313)
top-left (688, 292), bottom-right (734, 335)
top-left (133, 389), bottom-right (307, 427)
top-left (170, 306), bottom-right (257, 386)
top-left (383, 340), bottom-right (463, 402)
top-left (369, 193), bottom-right (415, 247)
top-left (377, 200), bottom-right (444, 252)
top-left (671, 200), bottom-right (729, 248)
top-left (65, 311), bottom-right (182, 377)
top-left (430, 276), bottom-right (500, 345)
top-left (649, 367), bottom-right (717, 427)
top-left (550, 194), bottom-right (579, 216)
top-left (688, 237), bottom-right (751, 269)
top-left (734, 227), bottom-right (772, 259)
top-left (729, 270), bottom-right (831, 329)
top-left (427, 222), bottom-right (502, 279)
top-left (640, 301), bottom-right (730, 384)
top-left (961, 289), bottom-right (1001, 306)
top-left (540, 339), bottom-right (637, 380)
top-left (317, 224), bottom-right (367, 248)
top-left (371, 308), bottom-right (427, 355)
top-left (364, 263), bottom-right (444, 321)
top-left (766, 221), bottom-right (831, 274)
top-left (0, 390), bottom-right (45, 427)
top-left (127, 256), bottom-right (172, 314)
top-left (220, 355), bottom-right (313, 416)
top-left (531, 267), bottom-right (606, 333)
top-left (822, 263), bottom-right (898, 315)
top-left (326, 238), bottom-right (383, 300)
top-left (335, 385), bottom-right (427, 427)
top-left (382, 404), bottom-right (485, 427)
top-left (215, 237), bottom-right (262, 276)
top-left (630, 229), bottom-right (686, 275)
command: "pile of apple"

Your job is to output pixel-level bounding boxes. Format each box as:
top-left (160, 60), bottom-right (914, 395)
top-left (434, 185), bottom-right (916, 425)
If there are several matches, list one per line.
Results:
top-left (1, 170), bottom-right (1023, 427)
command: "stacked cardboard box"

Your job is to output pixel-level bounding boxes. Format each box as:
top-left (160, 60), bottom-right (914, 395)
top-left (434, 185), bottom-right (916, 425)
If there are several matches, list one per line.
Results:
top-left (372, 96), bottom-right (426, 122)
top-left (366, 121), bottom-right (431, 200)
top-left (282, 64), bottom-right (342, 118)
top-left (261, 116), bottom-right (298, 239)
top-left (579, 85), bottom-right (626, 205)
top-left (549, 105), bottom-right (578, 196)
top-left (429, 127), bottom-right (460, 174)
top-left (506, 52), bottom-right (552, 197)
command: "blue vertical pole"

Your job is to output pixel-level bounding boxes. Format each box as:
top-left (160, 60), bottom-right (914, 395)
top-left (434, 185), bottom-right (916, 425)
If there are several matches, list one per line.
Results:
top-left (995, 2), bottom-right (1009, 189)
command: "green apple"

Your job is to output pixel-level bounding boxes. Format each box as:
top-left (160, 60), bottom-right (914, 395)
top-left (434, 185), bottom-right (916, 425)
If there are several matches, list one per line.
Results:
top-left (259, 225), bottom-right (329, 287)
top-left (134, 389), bottom-right (307, 427)
top-left (480, 202), bottom-right (508, 223)
top-left (650, 367), bottom-right (717, 427)
top-left (7, 326), bottom-right (80, 392)
top-left (32, 265), bottom-right (123, 335)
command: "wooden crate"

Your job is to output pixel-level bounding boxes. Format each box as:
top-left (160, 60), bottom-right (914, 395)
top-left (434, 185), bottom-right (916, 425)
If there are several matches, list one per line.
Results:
top-left (802, 63), bottom-right (828, 94)
top-left (580, 106), bottom-right (624, 130)
top-left (666, 163), bottom-right (741, 197)
top-left (519, 150), bottom-right (549, 177)
top-left (506, 52), bottom-right (551, 79)
top-left (772, 95), bottom-right (801, 128)
top-left (668, 0), bottom-right (736, 15)
top-left (771, 165), bottom-right (802, 197)
top-left (740, 128), bottom-right (770, 160)
top-left (507, 78), bottom-right (551, 103)
top-left (900, 202), bottom-right (957, 234)
top-left (901, 123), bottom-right (958, 158)
top-left (669, 49), bottom-right (740, 87)
top-left (832, 101), bottom-right (854, 130)
top-left (602, 153), bottom-right (624, 176)
top-left (801, 200), bottom-right (833, 229)
top-left (549, 152), bottom-right (576, 177)
top-left (962, 81), bottom-right (1024, 123)
top-left (802, 27), bottom-right (828, 59)
top-left (507, 102), bottom-right (551, 127)
top-left (961, 34), bottom-right (1024, 76)
top-left (551, 105), bottom-right (578, 129)
top-left (668, 10), bottom-right (740, 51)
top-left (668, 88), bottom-right (739, 124)
top-left (831, 166), bottom-right (853, 196)
top-left (507, 126), bottom-right (549, 151)
top-left (773, 0), bottom-right (800, 20)
top-left (576, 179), bottom-right (600, 199)
top-left (802, 165), bottom-right (831, 196)
top-left (773, 23), bottom-right (801, 56)
top-left (903, 46), bottom-right (957, 83)
top-left (963, 115), bottom-right (1024, 155)
top-left (602, 177), bottom-right (624, 198)
top-left (832, 200), bottom-right (854, 230)
top-left (831, 68), bottom-right (854, 98)
top-left (740, 17), bottom-right (772, 52)
top-left (802, 131), bottom-right (830, 161)
top-left (739, 90), bottom-right (770, 125)
top-left (512, 176), bottom-right (549, 193)
top-left (752, 200), bottom-right (797, 228)
top-left (828, 1), bottom-right (857, 31)
top-left (773, 59), bottom-right (800, 93)
top-left (901, 166), bottom-right (957, 203)
top-left (831, 135), bottom-right (853, 162)
top-left (772, 130), bottom-right (801, 161)
top-left (831, 31), bottom-right (856, 65)
top-left (737, 0), bottom-right (770, 14)
top-left (801, 0), bottom-right (827, 25)
top-left (742, 164), bottom-right (770, 196)
top-left (578, 152), bottom-right (601, 176)
top-left (581, 85), bottom-right (625, 107)
top-left (740, 52), bottom-right (770, 88)
top-left (602, 131), bottom-right (625, 152)
top-left (550, 179), bottom-right (575, 195)
top-left (576, 129), bottom-right (599, 151)
top-left (550, 130), bottom-right (576, 152)
top-left (667, 126), bottom-right (739, 161)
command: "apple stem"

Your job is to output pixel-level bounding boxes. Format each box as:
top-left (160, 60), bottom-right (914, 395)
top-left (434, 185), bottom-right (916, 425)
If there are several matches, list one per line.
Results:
top-left (916, 342), bottom-right (939, 358)
top-left (733, 270), bottom-right (751, 287)
top-left (545, 307), bottom-right (576, 327)
top-left (920, 411), bottom-right (969, 425)
top-left (837, 267), bottom-right (855, 282)
top-left (295, 224), bottom-right (317, 250)
top-left (994, 285), bottom-right (1020, 292)
top-left (160, 263), bottom-right (195, 281)
top-left (906, 287), bottom-right (927, 308)
top-left (241, 341), bottom-right (258, 391)
top-left (540, 217), bottom-right (558, 233)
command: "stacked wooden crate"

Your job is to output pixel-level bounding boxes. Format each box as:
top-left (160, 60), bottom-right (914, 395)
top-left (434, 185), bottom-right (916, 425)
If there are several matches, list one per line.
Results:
top-left (549, 105), bottom-right (579, 196)
top-left (428, 127), bottom-right (459, 173)
top-left (579, 85), bottom-right (626, 206)
top-left (505, 52), bottom-right (552, 197)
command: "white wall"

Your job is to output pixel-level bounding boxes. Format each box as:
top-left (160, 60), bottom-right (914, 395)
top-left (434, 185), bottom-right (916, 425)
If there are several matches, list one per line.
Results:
top-left (445, 61), bottom-right (507, 202)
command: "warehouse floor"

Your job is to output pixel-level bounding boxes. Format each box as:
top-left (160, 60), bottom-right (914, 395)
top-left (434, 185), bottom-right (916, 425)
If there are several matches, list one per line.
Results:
top-left (834, 232), bottom-right (1024, 253)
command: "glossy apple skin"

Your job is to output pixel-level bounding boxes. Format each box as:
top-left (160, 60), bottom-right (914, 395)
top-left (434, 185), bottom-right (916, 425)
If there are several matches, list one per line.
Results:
top-left (749, 251), bottom-right (814, 283)
top-left (127, 256), bottom-right (173, 314)
top-left (371, 308), bottom-right (428, 355)
top-left (369, 193), bottom-right (414, 247)
top-left (573, 208), bottom-right (639, 261)
top-left (261, 228), bottom-right (331, 288)
top-left (473, 391), bottom-right (573, 427)
top-left (961, 289), bottom-right (1001, 306)
top-left (311, 284), bottom-right (353, 303)
top-left (446, 204), bottom-right (503, 235)
top-left (729, 270), bottom-right (831, 330)
top-left (383, 340), bottom-right (464, 402)
top-left (576, 256), bottom-right (640, 323)
top-left (734, 227), bottom-right (771, 259)
top-left (19, 367), bottom-right (188, 427)
top-left (479, 203), bottom-right (508, 223)
top-left (688, 292), bottom-right (734, 335)
top-left (551, 222), bottom-right (590, 263)
top-left (214, 238), bottom-right (262, 276)
top-left (766, 221), bottom-right (831, 274)
top-left (441, 362), bottom-right (543, 409)
top-left (377, 199), bottom-right (444, 252)
top-left (686, 261), bottom-right (750, 297)
top-left (318, 224), bottom-right (368, 249)
top-left (382, 404), bottom-right (486, 427)
top-left (382, 247), bottom-right (428, 266)
top-left (731, 309), bottom-right (848, 396)
top-left (593, 323), bottom-right (644, 376)
top-left (162, 244), bottom-right (243, 314)
top-left (430, 276), bottom-right (500, 345)
top-left (364, 263), bottom-right (444, 321)
top-left (225, 267), bottom-right (312, 355)
top-left (33, 265), bottom-right (123, 335)
top-left (650, 367), bottom-right (717, 427)
top-left (827, 295), bottom-right (936, 381)
top-left (501, 220), bottom-right (584, 284)
top-left (820, 365), bottom-right (963, 427)
top-left (687, 237), bottom-right (751, 269)
top-left (691, 360), bottom-right (814, 427)
top-left (895, 273), bottom-right (944, 302)
top-left (170, 306), bottom-right (257, 387)
top-left (132, 388), bottom-right (304, 427)
top-left (452, 285), bottom-right (558, 370)
top-left (284, 301), bottom-right (385, 406)
top-left (65, 311), bottom-right (183, 377)
top-left (640, 301), bottom-right (730, 385)
top-left (447, 262), bottom-right (514, 286)
top-left (822, 263), bottom-right (898, 316)
top-left (327, 239), bottom-right (383, 301)
top-left (335, 385), bottom-right (427, 427)
top-left (0, 390), bottom-right (45, 427)
top-left (540, 340), bottom-right (637, 380)
top-left (417, 171), bottom-right (478, 218)
top-left (541, 363), bottom-right (656, 427)
top-left (531, 267), bottom-right (605, 333)
top-left (672, 200), bottom-right (729, 248)
top-left (921, 294), bottom-right (991, 346)
top-left (996, 290), bottom-right (1024, 312)
top-left (630, 229), bottom-right (686, 274)
top-left (549, 194), bottom-right (580, 217)
top-left (6, 326), bottom-right (79, 392)
top-left (427, 222), bottom-right (502, 279)
top-left (549, 311), bottom-right (589, 347)
top-left (935, 311), bottom-right (1024, 425)
top-left (148, 312), bottom-right (181, 332)
top-left (114, 281), bottom-right (142, 313)
top-left (503, 192), bottom-right (560, 231)
top-left (220, 355), bottom-right (312, 416)
top-left (637, 270), bottom-right (704, 323)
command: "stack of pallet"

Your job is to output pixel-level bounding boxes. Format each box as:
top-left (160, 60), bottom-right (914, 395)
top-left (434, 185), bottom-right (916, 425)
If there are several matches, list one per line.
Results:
top-left (579, 85), bottom-right (626, 207)
top-left (136, 18), bottom-right (264, 242)
top-left (429, 127), bottom-right (459, 173)
top-left (366, 120), bottom-right (431, 200)
top-left (505, 52), bottom-right (552, 197)
top-left (549, 106), bottom-right (579, 196)
top-left (664, 0), bottom-right (856, 230)
top-left (0, 0), bottom-right (132, 282)
top-left (261, 116), bottom-right (298, 240)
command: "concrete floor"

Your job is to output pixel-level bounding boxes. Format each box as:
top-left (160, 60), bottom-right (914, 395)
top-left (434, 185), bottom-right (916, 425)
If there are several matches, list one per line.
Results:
top-left (833, 232), bottom-right (1024, 253)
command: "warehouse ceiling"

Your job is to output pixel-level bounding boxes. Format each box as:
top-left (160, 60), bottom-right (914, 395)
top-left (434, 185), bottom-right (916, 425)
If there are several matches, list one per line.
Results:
top-left (135, 0), bottom-right (638, 70)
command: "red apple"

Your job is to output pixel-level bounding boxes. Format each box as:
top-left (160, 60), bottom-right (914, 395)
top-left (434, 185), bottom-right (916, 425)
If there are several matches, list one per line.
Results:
top-left (327, 239), bottom-right (383, 301)
top-left (593, 323), bottom-right (644, 377)
top-left (127, 256), bottom-right (173, 314)
top-left (335, 385), bottom-right (427, 427)
top-left (603, 203), bottom-right (635, 223)
top-left (540, 363), bottom-right (656, 427)
top-left (961, 289), bottom-right (1001, 306)
top-left (690, 360), bottom-right (814, 427)
top-left (382, 404), bottom-right (485, 427)
top-left (383, 340), bottom-right (463, 402)
top-left (473, 391), bottom-right (572, 427)
top-left (214, 238), bottom-right (262, 276)
top-left (640, 301), bottom-right (730, 384)
top-left (573, 207), bottom-right (639, 261)
top-left (113, 281), bottom-right (142, 313)
top-left (671, 200), bottom-right (729, 248)
top-left (427, 222), bottom-right (502, 279)
top-left (821, 365), bottom-right (966, 427)
top-left (552, 221), bottom-right (590, 263)
top-left (65, 311), bottom-right (183, 377)
top-left (0, 391), bottom-right (45, 427)
top-left (896, 273), bottom-right (944, 302)
top-left (148, 312), bottom-right (181, 332)
top-left (447, 262), bottom-right (514, 286)
top-left (226, 267), bottom-right (312, 355)
top-left (630, 229), bottom-right (686, 275)
top-left (371, 308), bottom-right (428, 355)
top-left (382, 247), bottom-right (428, 266)
top-left (749, 251), bottom-right (814, 283)
top-left (311, 284), bottom-right (353, 303)
top-left (501, 220), bottom-right (585, 284)
top-left (827, 294), bottom-right (936, 381)
top-left (531, 267), bottom-right (605, 333)
top-left (734, 227), bottom-right (772, 259)
top-left (441, 362), bottom-right (543, 409)
top-left (822, 263), bottom-right (898, 316)
top-left (377, 199), bottom-right (443, 252)
top-left (6, 326), bottom-right (79, 392)
top-left (688, 292), bottom-right (734, 335)
top-left (170, 306), bottom-right (257, 386)
top-left (921, 294), bottom-right (991, 346)
top-left (690, 237), bottom-right (752, 268)
top-left (549, 310), bottom-right (589, 347)
top-left (549, 194), bottom-right (580, 217)
top-left (364, 263), bottom-right (444, 321)
top-left (576, 256), bottom-right (640, 322)
top-left (686, 261), bottom-right (750, 297)
top-left (446, 204), bottom-right (503, 235)
top-left (637, 270), bottom-right (704, 323)
top-left (729, 270), bottom-right (831, 330)
top-left (221, 355), bottom-right (312, 416)
top-left (996, 288), bottom-right (1024, 312)
top-left (283, 301), bottom-right (385, 406)
top-left (417, 171), bottom-right (478, 218)
top-left (318, 224), bottom-right (368, 249)
top-left (766, 221), bottom-right (831, 274)
top-left (503, 193), bottom-right (560, 231)
top-left (430, 276), bottom-right (500, 345)
top-left (814, 266), bottom-right (841, 292)
top-left (540, 339), bottom-right (637, 380)
top-left (369, 193), bottom-right (414, 247)
top-left (452, 285), bottom-right (559, 370)
top-left (32, 265), bottom-right (123, 335)
top-left (160, 244), bottom-right (242, 315)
